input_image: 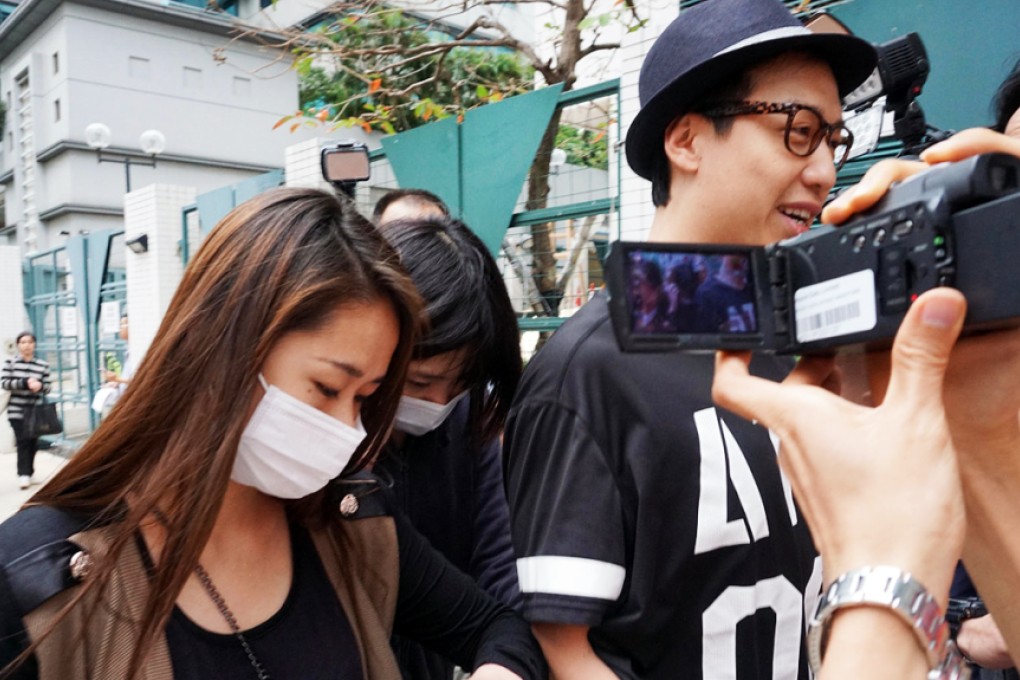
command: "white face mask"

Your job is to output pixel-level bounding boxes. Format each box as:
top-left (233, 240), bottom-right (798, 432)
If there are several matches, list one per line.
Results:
top-left (232, 375), bottom-right (367, 499)
top-left (394, 390), bottom-right (469, 436)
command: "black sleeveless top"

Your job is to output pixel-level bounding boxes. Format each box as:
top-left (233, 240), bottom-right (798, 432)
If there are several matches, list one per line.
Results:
top-left (166, 526), bottom-right (362, 679)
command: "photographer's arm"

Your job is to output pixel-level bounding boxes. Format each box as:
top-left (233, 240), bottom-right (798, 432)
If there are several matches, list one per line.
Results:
top-left (823, 127), bottom-right (1020, 663)
top-left (712, 289), bottom-right (968, 678)
top-left (940, 329), bottom-right (1020, 664)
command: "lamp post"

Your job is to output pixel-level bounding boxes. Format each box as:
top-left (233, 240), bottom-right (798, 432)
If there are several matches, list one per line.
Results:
top-left (550, 147), bottom-right (567, 175)
top-left (85, 123), bottom-right (166, 193)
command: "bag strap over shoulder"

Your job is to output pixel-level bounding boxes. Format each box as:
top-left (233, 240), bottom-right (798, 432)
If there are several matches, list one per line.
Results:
top-left (0, 507), bottom-right (90, 616)
top-left (2, 508), bottom-right (173, 680)
top-left (313, 473), bottom-right (402, 680)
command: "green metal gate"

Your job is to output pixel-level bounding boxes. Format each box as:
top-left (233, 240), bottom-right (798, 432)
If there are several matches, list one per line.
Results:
top-left (22, 229), bottom-right (126, 444)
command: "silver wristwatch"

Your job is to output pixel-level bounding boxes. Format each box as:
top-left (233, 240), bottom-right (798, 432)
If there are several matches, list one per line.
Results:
top-left (807, 565), bottom-right (969, 679)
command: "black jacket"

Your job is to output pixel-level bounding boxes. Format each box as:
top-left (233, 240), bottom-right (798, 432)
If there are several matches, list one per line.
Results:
top-left (375, 397), bottom-right (521, 680)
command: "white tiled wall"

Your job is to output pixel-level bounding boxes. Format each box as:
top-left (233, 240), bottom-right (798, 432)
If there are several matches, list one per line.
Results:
top-left (0, 245), bottom-right (25, 452)
top-left (285, 137), bottom-right (333, 192)
top-left (123, 184), bottom-right (197, 364)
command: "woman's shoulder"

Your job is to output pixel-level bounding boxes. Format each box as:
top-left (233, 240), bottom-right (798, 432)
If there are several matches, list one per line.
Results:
top-left (0, 506), bottom-right (94, 620)
top-left (0, 506), bottom-right (88, 560)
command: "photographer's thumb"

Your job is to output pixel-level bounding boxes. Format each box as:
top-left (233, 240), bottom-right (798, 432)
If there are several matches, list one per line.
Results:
top-left (884, 288), bottom-right (967, 406)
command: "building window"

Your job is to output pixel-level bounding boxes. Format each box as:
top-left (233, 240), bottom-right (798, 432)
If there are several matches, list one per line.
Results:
top-left (54, 99), bottom-right (60, 121)
top-left (52, 52), bottom-right (59, 74)
top-left (129, 56), bottom-right (150, 79)
top-left (183, 66), bottom-right (202, 89)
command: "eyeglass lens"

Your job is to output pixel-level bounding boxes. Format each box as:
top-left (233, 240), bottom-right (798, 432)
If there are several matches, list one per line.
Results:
top-left (785, 107), bottom-right (852, 167)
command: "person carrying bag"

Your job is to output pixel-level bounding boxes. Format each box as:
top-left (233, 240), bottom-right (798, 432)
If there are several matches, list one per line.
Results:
top-left (25, 395), bottom-right (62, 438)
top-left (1, 331), bottom-right (52, 489)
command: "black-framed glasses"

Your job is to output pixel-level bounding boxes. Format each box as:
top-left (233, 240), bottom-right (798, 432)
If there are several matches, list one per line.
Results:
top-left (697, 101), bottom-right (854, 170)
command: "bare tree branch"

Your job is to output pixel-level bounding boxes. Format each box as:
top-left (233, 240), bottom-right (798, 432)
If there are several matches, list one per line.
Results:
top-left (580, 41), bottom-right (621, 59)
top-left (556, 214), bottom-right (600, 292)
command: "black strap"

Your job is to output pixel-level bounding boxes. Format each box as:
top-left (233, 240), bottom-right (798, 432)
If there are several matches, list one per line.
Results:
top-left (328, 472), bottom-right (391, 520)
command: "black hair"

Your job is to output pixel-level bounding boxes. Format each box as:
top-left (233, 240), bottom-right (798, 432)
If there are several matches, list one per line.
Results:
top-left (650, 70), bottom-right (754, 207)
top-left (381, 216), bottom-right (521, 445)
top-left (372, 188), bottom-right (451, 222)
top-left (992, 57), bottom-right (1020, 133)
top-left (15, 331), bottom-right (35, 344)
top-left (666, 261), bottom-right (698, 297)
top-left (634, 258), bottom-right (663, 288)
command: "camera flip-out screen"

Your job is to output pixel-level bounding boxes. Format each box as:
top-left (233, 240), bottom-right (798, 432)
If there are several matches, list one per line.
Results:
top-left (607, 154), bottom-right (1020, 356)
top-left (607, 242), bottom-right (771, 352)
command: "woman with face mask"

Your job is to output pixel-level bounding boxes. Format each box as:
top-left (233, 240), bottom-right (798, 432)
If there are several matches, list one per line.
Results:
top-left (0, 188), bottom-right (544, 680)
top-left (373, 216), bottom-right (523, 680)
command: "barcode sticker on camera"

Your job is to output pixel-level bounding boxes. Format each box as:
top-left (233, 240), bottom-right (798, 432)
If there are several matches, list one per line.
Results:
top-left (794, 270), bottom-right (877, 343)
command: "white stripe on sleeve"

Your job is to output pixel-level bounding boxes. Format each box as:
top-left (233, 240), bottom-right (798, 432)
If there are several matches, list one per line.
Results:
top-left (516, 556), bottom-right (626, 601)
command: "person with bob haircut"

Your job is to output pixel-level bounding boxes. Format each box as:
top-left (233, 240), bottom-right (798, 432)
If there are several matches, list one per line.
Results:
top-left (713, 127), bottom-right (1020, 679)
top-left (1, 331), bottom-right (51, 489)
top-left (0, 187), bottom-right (544, 680)
top-left (373, 215), bottom-right (524, 680)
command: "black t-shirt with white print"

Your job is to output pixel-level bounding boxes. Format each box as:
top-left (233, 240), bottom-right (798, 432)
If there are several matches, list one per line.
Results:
top-left (504, 293), bottom-right (819, 680)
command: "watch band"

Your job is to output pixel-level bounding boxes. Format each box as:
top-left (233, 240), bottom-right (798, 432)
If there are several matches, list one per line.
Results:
top-left (807, 566), bottom-right (950, 675)
top-left (933, 640), bottom-right (972, 680)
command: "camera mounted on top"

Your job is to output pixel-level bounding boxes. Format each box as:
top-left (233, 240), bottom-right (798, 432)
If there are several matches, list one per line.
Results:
top-left (806, 13), bottom-right (949, 157)
top-left (320, 141), bottom-right (371, 198)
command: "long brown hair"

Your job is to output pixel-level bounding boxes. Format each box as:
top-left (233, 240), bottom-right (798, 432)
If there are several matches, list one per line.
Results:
top-left (14, 187), bottom-right (422, 677)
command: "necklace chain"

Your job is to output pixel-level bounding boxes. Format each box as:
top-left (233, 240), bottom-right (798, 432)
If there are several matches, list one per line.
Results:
top-left (192, 563), bottom-right (272, 680)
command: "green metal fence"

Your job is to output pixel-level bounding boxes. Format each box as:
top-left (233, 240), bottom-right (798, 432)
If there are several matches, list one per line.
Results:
top-left (365, 79), bottom-right (622, 345)
top-left (22, 229), bottom-right (126, 443)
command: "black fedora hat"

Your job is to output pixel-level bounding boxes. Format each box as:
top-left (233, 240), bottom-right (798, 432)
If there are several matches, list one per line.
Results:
top-left (625, 0), bottom-right (877, 181)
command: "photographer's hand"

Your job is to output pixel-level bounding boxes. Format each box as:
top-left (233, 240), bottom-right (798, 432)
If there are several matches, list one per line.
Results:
top-left (713, 288), bottom-right (965, 591)
top-left (958, 615), bottom-right (1016, 669)
top-left (821, 158), bottom-right (926, 225)
top-left (823, 127), bottom-right (1020, 226)
top-left (713, 289), bottom-right (968, 679)
top-left (920, 127), bottom-right (1020, 164)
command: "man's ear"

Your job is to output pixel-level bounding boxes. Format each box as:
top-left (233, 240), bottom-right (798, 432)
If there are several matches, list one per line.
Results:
top-left (663, 114), bottom-right (703, 173)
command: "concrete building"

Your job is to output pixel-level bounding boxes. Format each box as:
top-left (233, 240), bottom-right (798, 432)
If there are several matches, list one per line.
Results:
top-left (0, 0), bottom-right (311, 256)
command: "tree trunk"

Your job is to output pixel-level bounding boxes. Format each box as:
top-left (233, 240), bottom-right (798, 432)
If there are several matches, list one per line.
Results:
top-left (526, 108), bottom-right (565, 316)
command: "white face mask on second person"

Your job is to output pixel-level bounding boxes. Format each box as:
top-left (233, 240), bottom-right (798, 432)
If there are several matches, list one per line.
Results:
top-left (232, 375), bottom-right (367, 499)
top-left (394, 390), bottom-right (469, 436)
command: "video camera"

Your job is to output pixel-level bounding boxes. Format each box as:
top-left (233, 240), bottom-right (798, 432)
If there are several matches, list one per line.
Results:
top-left (806, 13), bottom-right (947, 157)
top-left (606, 153), bottom-right (1020, 355)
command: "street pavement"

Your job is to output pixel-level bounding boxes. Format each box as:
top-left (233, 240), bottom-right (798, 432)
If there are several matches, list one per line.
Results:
top-left (0, 449), bottom-right (68, 522)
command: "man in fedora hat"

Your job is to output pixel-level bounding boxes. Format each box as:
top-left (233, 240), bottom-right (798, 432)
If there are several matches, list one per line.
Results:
top-left (503, 0), bottom-right (877, 677)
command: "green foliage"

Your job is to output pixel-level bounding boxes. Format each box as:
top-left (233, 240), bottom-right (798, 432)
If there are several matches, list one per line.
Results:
top-left (293, 9), bottom-right (534, 134)
top-left (554, 125), bottom-right (609, 170)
